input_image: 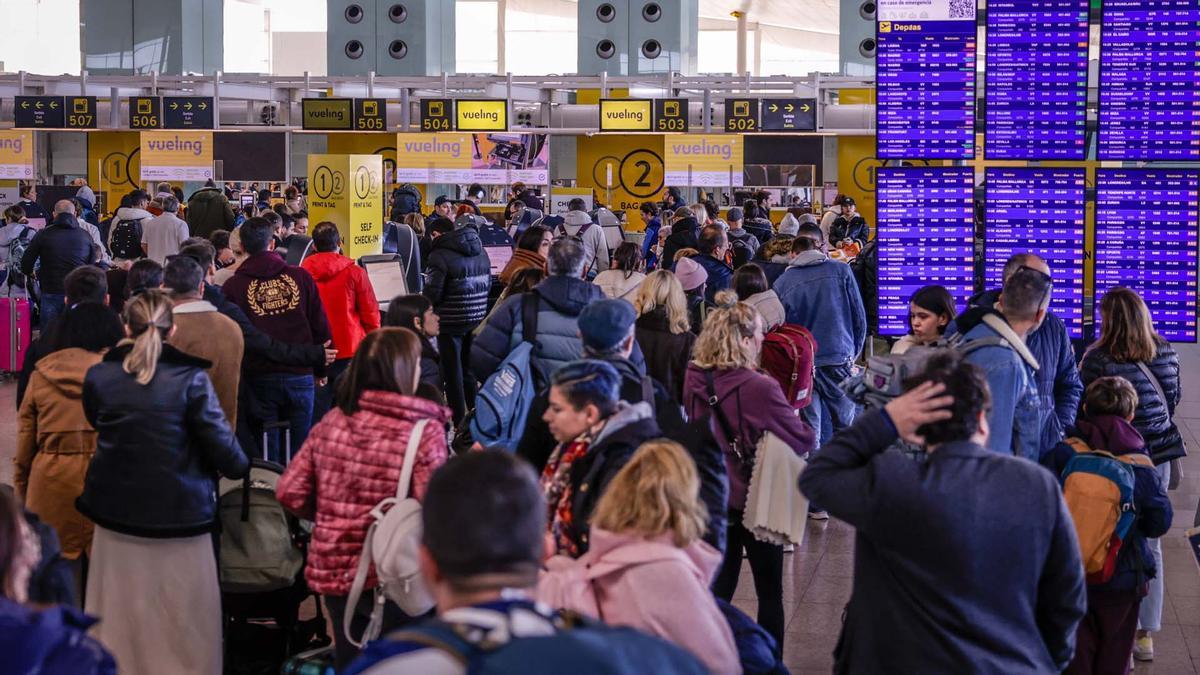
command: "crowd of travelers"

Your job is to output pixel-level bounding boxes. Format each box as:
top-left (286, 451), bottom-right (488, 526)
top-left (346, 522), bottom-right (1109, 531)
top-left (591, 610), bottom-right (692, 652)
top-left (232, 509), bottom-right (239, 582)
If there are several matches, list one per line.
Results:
top-left (0, 178), bottom-right (1185, 675)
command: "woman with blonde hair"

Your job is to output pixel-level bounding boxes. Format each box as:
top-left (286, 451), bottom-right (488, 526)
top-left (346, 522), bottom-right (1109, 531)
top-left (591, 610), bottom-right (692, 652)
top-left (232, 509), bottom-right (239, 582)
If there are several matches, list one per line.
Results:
top-left (1080, 286), bottom-right (1183, 661)
top-left (77, 290), bottom-right (247, 675)
top-left (634, 270), bottom-right (697, 401)
top-left (538, 440), bottom-right (739, 674)
top-left (681, 290), bottom-right (814, 650)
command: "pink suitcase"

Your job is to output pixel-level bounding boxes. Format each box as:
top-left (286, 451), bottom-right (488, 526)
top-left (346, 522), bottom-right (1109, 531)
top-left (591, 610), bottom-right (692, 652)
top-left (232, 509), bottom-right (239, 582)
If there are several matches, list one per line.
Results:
top-left (1, 298), bottom-right (31, 373)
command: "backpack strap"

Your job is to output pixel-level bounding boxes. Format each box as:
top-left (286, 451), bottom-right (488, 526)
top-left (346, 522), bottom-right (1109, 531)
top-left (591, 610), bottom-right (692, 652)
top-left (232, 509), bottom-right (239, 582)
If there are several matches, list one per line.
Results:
top-left (704, 370), bottom-right (743, 461)
top-left (396, 418), bottom-right (431, 500)
top-left (521, 293), bottom-right (540, 345)
top-left (1135, 361), bottom-right (1169, 408)
top-left (640, 375), bottom-right (656, 414)
top-left (979, 313), bottom-right (1040, 371)
top-left (1065, 437), bottom-right (1092, 455)
top-left (384, 621), bottom-right (474, 666)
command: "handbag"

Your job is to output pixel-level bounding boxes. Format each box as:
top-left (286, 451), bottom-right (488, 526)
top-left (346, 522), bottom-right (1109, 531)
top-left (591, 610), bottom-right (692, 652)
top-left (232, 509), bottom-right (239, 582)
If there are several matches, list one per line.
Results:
top-left (1134, 361), bottom-right (1187, 486)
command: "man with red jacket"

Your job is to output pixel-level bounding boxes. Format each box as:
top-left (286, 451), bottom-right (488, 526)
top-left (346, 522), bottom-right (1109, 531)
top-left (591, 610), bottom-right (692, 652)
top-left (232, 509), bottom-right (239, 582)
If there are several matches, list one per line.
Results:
top-left (302, 222), bottom-right (381, 418)
top-left (222, 217), bottom-right (332, 463)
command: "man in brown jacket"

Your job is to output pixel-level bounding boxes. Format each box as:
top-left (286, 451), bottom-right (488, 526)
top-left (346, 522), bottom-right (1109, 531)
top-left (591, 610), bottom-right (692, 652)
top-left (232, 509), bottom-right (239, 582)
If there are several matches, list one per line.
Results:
top-left (163, 255), bottom-right (243, 427)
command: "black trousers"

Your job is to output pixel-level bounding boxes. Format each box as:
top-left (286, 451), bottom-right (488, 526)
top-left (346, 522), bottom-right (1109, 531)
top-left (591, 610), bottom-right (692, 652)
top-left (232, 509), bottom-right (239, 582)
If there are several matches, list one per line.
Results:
top-left (323, 593), bottom-right (410, 671)
top-left (712, 509), bottom-right (786, 651)
top-left (438, 332), bottom-right (476, 425)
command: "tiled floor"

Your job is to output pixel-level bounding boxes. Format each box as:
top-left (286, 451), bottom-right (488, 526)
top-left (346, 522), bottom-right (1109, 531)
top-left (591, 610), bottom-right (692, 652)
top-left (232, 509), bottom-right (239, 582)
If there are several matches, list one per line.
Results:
top-left (4, 345), bottom-right (1200, 672)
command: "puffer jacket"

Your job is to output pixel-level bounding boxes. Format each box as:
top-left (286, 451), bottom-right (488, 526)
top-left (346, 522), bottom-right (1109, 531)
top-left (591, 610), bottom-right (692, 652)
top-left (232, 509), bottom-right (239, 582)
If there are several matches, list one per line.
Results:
top-left (423, 224), bottom-right (491, 335)
top-left (1080, 341), bottom-right (1183, 464)
top-left (15, 348), bottom-right (103, 560)
top-left (77, 344), bottom-right (248, 538)
top-left (661, 217), bottom-right (700, 272)
top-left (302, 252), bottom-right (381, 359)
top-left (829, 214), bottom-right (869, 246)
top-left (694, 255), bottom-right (733, 305)
top-left (471, 274), bottom-right (646, 383)
top-left (19, 213), bottom-right (94, 294)
top-left (185, 187), bottom-right (235, 240)
top-left (594, 269), bottom-right (646, 302)
top-left (276, 390), bottom-right (450, 595)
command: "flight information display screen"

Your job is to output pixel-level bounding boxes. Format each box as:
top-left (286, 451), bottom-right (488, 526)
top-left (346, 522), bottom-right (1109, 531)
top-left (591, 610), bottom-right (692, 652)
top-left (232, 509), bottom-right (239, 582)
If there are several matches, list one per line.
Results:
top-left (1098, 0), bottom-right (1200, 160)
top-left (985, 0), bottom-right (1089, 159)
top-left (877, 17), bottom-right (977, 159)
top-left (876, 167), bottom-right (977, 336)
top-left (984, 168), bottom-right (1087, 338)
top-left (1095, 169), bottom-right (1199, 342)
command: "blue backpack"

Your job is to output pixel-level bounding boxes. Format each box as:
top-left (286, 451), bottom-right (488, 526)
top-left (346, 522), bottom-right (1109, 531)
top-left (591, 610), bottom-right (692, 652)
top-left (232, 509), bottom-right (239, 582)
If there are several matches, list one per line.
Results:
top-left (470, 295), bottom-right (541, 451)
top-left (373, 607), bottom-right (707, 675)
top-left (715, 597), bottom-right (790, 674)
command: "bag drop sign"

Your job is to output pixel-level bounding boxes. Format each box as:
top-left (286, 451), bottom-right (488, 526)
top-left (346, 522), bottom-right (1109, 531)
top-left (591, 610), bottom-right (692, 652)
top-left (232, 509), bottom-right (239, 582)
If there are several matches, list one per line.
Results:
top-left (139, 131), bottom-right (213, 181)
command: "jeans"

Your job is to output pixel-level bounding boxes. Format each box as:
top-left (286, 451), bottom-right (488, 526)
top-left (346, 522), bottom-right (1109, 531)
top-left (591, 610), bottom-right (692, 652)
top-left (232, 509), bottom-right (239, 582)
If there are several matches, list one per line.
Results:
top-left (245, 373), bottom-right (315, 464)
top-left (39, 293), bottom-right (65, 332)
top-left (1139, 461), bottom-right (1171, 633)
top-left (713, 509), bottom-right (785, 651)
top-left (803, 362), bottom-right (858, 447)
top-left (324, 593), bottom-right (412, 671)
top-left (312, 358), bottom-right (351, 425)
top-left (438, 333), bottom-right (476, 426)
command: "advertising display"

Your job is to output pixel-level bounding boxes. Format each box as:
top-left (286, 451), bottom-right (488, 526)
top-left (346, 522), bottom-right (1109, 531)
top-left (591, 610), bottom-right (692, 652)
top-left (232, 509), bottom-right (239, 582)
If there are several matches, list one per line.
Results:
top-left (0, 130), bottom-right (34, 180)
top-left (394, 133), bottom-right (550, 185)
top-left (663, 135), bottom-right (744, 187)
top-left (985, 0), bottom-right (1089, 159)
top-left (1095, 169), bottom-right (1200, 342)
top-left (308, 154), bottom-right (384, 260)
top-left (877, 0), bottom-right (977, 159)
top-left (139, 131), bottom-right (214, 181)
top-left (1098, 0), bottom-right (1200, 160)
top-left (984, 168), bottom-right (1087, 338)
top-left (876, 167), bottom-right (976, 336)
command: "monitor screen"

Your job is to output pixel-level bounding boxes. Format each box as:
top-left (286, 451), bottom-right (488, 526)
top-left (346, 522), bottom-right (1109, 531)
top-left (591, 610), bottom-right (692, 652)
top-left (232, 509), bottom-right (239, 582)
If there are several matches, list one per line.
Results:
top-left (1094, 169), bottom-right (1200, 343)
top-left (484, 245), bottom-right (513, 278)
top-left (876, 167), bottom-right (977, 337)
top-left (361, 259), bottom-right (408, 308)
top-left (1098, 0), bottom-right (1200, 160)
top-left (984, 0), bottom-right (1089, 160)
top-left (876, 12), bottom-right (977, 160)
top-left (984, 168), bottom-right (1087, 339)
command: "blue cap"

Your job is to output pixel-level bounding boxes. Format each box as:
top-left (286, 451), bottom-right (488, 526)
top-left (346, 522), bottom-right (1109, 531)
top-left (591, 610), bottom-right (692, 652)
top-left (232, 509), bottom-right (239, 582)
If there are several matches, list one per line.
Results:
top-left (578, 299), bottom-right (637, 352)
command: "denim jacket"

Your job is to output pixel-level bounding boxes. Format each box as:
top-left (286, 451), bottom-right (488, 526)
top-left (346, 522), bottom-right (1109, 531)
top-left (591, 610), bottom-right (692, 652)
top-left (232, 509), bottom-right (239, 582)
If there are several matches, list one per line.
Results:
top-left (772, 251), bottom-right (867, 366)
top-left (958, 314), bottom-right (1041, 460)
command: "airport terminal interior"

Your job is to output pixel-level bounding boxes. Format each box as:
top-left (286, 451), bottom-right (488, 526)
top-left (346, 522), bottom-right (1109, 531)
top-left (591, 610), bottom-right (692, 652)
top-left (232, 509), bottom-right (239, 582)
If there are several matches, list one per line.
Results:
top-left (2, 0), bottom-right (1200, 673)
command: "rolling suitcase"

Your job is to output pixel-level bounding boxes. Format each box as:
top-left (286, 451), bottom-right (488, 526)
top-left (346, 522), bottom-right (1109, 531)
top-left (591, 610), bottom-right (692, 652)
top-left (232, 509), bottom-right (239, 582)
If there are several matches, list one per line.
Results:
top-left (1, 297), bottom-right (31, 373)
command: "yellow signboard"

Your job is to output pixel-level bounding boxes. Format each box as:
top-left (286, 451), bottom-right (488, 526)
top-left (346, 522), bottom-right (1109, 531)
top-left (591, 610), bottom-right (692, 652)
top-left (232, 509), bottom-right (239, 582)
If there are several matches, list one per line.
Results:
top-left (456, 99), bottom-right (507, 131)
top-left (599, 99), bottom-right (652, 132)
top-left (308, 154), bottom-right (384, 260)
top-left (663, 134), bottom-right (743, 188)
top-left (0, 131), bottom-right (34, 180)
top-left (394, 133), bottom-right (472, 183)
top-left (139, 131), bottom-right (213, 181)
top-left (302, 99), bottom-right (354, 130)
top-left (577, 134), bottom-right (665, 226)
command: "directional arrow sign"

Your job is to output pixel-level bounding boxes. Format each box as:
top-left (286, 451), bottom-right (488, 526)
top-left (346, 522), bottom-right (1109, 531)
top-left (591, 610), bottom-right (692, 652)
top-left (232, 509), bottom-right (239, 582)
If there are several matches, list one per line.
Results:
top-left (20, 101), bottom-right (28, 109)
top-left (15, 96), bottom-right (67, 128)
top-left (800, 103), bottom-right (811, 112)
top-left (769, 104), bottom-right (779, 112)
top-left (760, 97), bottom-right (817, 132)
top-left (785, 103), bottom-right (794, 112)
top-left (198, 101), bottom-right (208, 110)
top-left (170, 101), bottom-right (179, 110)
top-left (185, 102), bottom-right (193, 110)
top-left (162, 96), bottom-right (215, 129)
top-left (35, 101), bottom-right (43, 110)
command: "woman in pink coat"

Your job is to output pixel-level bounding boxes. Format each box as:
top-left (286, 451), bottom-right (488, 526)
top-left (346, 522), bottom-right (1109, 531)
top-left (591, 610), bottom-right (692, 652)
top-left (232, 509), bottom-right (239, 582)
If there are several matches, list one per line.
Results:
top-left (276, 327), bottom-right (450, 670)
top-left (537, 440), bottom-right (740, 675)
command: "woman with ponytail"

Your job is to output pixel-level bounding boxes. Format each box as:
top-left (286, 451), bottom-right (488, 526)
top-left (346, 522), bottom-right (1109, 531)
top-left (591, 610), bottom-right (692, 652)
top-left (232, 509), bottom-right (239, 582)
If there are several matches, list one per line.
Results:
top-left (682, 289), bottom-right (815, 652)
top-left (76, 290), bottom-right (248, 675)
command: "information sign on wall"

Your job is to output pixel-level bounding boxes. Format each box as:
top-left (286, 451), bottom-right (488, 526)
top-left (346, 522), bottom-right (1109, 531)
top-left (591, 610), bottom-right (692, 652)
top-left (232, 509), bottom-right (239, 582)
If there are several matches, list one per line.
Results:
top-left (308, 154), bottom-right (384, 260)
top-left (0, 131), bottom-right (34, 180)
top-left (139, 131), bottom-right (214, 181)
top-left (664, 134), bottom-right (744, 187)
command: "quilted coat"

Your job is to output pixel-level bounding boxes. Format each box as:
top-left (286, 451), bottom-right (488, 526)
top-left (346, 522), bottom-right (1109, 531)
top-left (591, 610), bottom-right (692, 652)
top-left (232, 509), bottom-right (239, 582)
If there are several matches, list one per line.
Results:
top-left (276, 390), bottom-right (451, 595)
top-left (422, 224), bottom-right (492, 335)
top-left (1080, 341), bottom-right (1184, 464)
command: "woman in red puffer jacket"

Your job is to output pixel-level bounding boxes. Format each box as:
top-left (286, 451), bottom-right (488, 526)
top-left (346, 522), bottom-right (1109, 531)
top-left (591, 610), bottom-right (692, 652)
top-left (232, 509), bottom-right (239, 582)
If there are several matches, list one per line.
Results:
top-left (277, 327), bottom-right (450, 670)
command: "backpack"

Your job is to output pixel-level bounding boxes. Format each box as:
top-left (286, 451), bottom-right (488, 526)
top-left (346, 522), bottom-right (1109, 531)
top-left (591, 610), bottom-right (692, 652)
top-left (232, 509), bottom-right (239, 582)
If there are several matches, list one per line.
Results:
top-left (714, 598), bottom-right (789, 675)
top-left (343, 418), bottom-right (436, 647)
top-left (390, 184), bottom-right (422, 221)
top-left (217, 459), bottom-right (305, 594)
top-left (1060, 437), bottom-right (1154, 583)
top-left (385, 605), bottom-right (708, 675)
top-left (555, 221), bottom-right (597, 276)
top-left (729, 233), bottom-right (756, 269)
top-left (760, 324), bottom-right (817, 411)
top-left (470, 295), bottom-right (541, 452)
top-left (109, 218), bottom-right (144, 260)
top-left (6, 225), bottom-right (35, 290)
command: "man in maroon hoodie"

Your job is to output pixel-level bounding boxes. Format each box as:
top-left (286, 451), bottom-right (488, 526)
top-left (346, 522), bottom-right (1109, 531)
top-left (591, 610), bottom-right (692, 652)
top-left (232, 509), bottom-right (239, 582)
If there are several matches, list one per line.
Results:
top-left (222, 216), bottom-right (332, 463)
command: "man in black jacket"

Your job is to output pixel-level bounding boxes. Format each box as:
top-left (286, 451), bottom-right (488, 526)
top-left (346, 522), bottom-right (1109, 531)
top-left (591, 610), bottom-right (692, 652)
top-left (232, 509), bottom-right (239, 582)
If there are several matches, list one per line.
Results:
top-left (660, 208), bottom-right (700, 272)
top-left (798, 352), bottom-right (1086, 673)
top-left (21, 201), bottom-right (95, 331)
top-left (423, 216), bottom-right (491, 424)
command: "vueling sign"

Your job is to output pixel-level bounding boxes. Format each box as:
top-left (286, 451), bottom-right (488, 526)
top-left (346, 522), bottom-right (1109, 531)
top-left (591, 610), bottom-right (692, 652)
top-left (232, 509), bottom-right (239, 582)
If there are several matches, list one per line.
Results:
top-left (599, 99), bottom-right (653, 131)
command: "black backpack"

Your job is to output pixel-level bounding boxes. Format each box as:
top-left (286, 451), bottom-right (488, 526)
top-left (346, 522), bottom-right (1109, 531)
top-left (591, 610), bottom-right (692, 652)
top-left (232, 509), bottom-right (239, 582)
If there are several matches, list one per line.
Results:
top-left (109, 218), bottom-right (144, 260)
top-left (729, 233), bottom-right (756, 269)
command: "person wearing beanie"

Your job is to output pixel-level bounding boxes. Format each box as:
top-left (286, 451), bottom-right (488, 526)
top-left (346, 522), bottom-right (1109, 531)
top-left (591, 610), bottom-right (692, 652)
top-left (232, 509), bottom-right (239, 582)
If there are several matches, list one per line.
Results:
top-left (725, 205), bottom-right (760, 268)
top-left (674, 256), bottom-right (710, 335)
top-left (778, 212), bottom-right (801, 238)
top-left (661, 207), bottom-right (701, 273)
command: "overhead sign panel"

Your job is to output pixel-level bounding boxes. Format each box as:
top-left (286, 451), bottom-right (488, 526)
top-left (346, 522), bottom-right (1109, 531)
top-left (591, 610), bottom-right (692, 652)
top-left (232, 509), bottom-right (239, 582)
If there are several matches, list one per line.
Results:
top-left (420, 98), bottom-right (453, 131)
top-left (129, 96), bottom-right (162, 129)
top-left (760, 98), bottom-right (816, 131)
top-left (15, 96), bottom-right (65, 128)
top-left (664, 134), bottom-right (744, 187)
top-left (163, 96), bottom-right (215, 129)
top-left (456, 99), bottom-right (508, 131)
top-left (64, 97), bottom-right (97, 129)
top-left (654, 98), bottom-right (689, 132)
top-left (599, 99), bottom-right (653, 131)
top-left (302, 98), bottom-right (354, 130)
top-left (354, 98), bottom-right (388, 130)
top-left (724, 98), bottom-right (758, 132)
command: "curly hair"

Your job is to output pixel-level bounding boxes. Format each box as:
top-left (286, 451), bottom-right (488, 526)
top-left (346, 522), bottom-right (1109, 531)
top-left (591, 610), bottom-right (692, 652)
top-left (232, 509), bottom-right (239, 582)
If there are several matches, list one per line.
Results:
top-left (690, 290), bottom-right (762, 370)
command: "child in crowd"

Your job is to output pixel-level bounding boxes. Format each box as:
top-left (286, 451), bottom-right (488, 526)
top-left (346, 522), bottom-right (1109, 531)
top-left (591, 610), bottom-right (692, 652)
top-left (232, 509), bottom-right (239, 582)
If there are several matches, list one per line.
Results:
top-left (1042, 377), bottom-right (1172, 675)
top-left (892, 285), bottom-right (957, 355)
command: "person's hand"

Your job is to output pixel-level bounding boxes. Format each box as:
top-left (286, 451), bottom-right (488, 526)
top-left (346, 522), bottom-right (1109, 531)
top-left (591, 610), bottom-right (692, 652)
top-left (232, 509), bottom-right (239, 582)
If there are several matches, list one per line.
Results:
top-left (322, 340), bottom-right (337, 366)
top-left (883, 381), bottom-right (954, 446)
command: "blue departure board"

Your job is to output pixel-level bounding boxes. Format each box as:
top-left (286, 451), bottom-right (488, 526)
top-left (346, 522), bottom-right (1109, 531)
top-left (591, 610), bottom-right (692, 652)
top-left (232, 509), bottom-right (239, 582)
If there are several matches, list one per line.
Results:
top-left (1095, 169), bottom-right (1200, 343)
top-left (984, 168), bottom-right (1087, 339)
top-left (985, 0), bottom-right (1089, 159)
top-left (877, 18), bottom-right (977, 159)
top-left (877, 167), bottom-right (977, 336)
top-left (1098, 0), bottom-right (1200, 160)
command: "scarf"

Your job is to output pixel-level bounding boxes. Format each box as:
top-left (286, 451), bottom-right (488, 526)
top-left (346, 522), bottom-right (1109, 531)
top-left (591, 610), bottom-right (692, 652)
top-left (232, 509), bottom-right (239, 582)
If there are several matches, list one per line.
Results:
top-left (540, 428), bottom-right (600, 558)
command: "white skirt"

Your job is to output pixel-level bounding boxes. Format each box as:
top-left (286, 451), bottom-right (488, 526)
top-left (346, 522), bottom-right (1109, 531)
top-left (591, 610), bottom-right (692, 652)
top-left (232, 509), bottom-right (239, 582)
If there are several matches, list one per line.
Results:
top-left (85, 525), bottom-right (222, 675)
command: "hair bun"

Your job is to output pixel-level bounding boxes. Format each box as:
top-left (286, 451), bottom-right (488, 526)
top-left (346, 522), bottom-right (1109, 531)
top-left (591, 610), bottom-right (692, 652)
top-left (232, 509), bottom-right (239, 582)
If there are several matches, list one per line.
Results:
top-left (713, 289), bottom-right (740, 309)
